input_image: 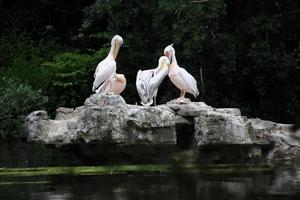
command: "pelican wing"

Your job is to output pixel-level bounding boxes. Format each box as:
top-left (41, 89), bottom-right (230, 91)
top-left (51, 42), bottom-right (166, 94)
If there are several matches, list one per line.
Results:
top-left (178, 67), bottom-right (199, 97)
top-left (148, 67), bottom-right (169, 98)
top-left (136, 69), bottom-right (154, 105)
top-left (95, 76), bottom-right (112, 94)
top-left (92, 58), bottom-right (116, 92)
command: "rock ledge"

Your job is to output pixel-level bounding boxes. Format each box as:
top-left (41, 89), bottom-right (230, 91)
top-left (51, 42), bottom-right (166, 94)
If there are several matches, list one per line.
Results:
top-left (25, 93), bottom-right (300, 163)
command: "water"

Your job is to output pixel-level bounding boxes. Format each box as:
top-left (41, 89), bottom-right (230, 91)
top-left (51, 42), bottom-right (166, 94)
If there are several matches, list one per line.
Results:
top-left (1, 144), bottom-right (300, 200)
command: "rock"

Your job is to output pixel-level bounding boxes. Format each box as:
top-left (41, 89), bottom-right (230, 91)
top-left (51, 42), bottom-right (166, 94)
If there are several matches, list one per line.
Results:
top-left (246, 118), bottom-right (300, 161)
top-left (55, 107), bottom-right (74, 120)
top-left (84, 92), bottom-right (127, 107)
top-left (215, 108), bottom-right (241, 116)
top-left (126, 105), bottom-right (175, 128)
top-left (194, 110), bottom-right (251, 145)
top-left (25, 94), bottom-right (300, 163)
top-left (166, 98), bottom-right (191, 111)
top-left (166, 99), bottom-right (213, 117)
top-left (246, 118), bottom-right (299, 146)
top-left (26, 93), bottom-right (176, 147)
top-left (25, 110), bottom-right (49, 142)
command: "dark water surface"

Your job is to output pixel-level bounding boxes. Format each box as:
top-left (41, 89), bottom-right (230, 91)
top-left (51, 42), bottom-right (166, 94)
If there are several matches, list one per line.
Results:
top-left (1, 144), bottom-right (300, 200)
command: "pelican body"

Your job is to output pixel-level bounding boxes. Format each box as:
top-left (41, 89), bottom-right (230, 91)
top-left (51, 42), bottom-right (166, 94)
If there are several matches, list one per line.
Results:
top-left (95, 73), bottom-right (126, 94)
top-left (136, 56), bottom-right (170, 106)
top-left (92, 35), bottom-right (124, 94)
top-left (164, 45), bottom-right (199, 99)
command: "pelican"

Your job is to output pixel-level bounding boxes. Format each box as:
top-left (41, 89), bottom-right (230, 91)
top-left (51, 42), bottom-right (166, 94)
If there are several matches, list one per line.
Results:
top-left (136, 56), bottom-right (170, 106)
top-left (164, 44), bottom-right (199, 99)
top-left (95, 73), bottom-right (126, 94)
top-left (92, 35), bottom-right (123, 93)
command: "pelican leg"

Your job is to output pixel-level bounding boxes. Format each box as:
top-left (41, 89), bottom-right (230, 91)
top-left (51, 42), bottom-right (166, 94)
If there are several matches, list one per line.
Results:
top-left (179, 91), bottom-right (183, 99)
top-left (105, 80), bottom-right (113, 94)
top-left (177, 90), bottom-right (186, 102)
top-left (153, 89), bottom-right (158, 106)
top-left (182, 90), bottom-right (186, 98)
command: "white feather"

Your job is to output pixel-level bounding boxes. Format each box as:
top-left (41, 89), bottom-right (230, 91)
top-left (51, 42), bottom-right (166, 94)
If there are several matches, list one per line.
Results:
top-left (136, 69), bottom-right (154, 105)
top-left (178, 67), bottom-right (199, 97)
top-left (136, 65), bottom-right (169, 106)
top-left (92, 57), bottom-right (116, 92)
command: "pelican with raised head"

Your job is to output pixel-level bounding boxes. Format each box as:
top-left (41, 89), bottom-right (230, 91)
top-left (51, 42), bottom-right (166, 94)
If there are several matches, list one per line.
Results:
top-left (136, 56), bottom-right (170, 106)
top-left (92, 35), bottom-right (124, 93)
top-left (164, 44), bottom-right (199, 99)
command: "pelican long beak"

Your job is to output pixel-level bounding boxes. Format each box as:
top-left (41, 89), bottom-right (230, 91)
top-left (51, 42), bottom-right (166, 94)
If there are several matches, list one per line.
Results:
top-left (164, 51), bottom-right (172, 63)
top-left (113, 42), bottom-right (121, 59)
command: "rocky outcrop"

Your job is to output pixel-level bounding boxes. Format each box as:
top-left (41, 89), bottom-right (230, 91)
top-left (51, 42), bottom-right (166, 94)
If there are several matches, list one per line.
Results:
top-left (25, 93), bottom-right (300, 163)
top-left (26, 93), bottom-right (176, 147)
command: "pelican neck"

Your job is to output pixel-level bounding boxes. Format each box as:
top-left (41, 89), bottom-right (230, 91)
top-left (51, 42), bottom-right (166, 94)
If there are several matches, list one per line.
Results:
top-left (108, 41), bottom-right (118, 59)
top-left (171, 52), bottom-right (178, 66)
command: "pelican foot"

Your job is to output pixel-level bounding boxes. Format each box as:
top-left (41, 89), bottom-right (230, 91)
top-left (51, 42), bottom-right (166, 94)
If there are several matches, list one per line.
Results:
top-left (175, 97), bottom-right (191, 104)
top-left (140, 101), bottom-right (153, 106)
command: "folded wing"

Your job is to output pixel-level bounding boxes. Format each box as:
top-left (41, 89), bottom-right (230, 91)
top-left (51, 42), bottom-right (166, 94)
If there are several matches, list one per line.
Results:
top-left (92, 59), bottom-right (116, 92)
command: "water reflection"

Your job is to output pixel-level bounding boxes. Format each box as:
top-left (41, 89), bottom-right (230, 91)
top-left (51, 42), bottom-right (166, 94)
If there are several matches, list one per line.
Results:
top-left (0, 143), bottom-right (83, 168)
top-left (1, 144), bottom-right (300, 200)
top-left (1, 169), bottom-right (300, 200)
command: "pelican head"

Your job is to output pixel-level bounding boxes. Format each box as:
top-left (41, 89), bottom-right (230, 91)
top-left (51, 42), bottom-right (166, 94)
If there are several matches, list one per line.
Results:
top-left (112, 35), bottom-right (123, 46)
top-left (158, 56), bottom-right (170, 69)
top-left (115, 74), bottom-right (126, 82)
top-left (164, 44), bottom-right (175, 61)
top-left (111, 35), bottom-right (123, 59)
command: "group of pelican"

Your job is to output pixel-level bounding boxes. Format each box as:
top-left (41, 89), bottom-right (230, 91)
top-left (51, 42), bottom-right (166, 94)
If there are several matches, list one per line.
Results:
top-left (92, 35), bottom-right (199, 106)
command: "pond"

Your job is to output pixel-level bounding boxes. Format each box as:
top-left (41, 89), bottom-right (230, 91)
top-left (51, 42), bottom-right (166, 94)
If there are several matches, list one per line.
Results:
top-left (1, 143), bottom-right (300, 200)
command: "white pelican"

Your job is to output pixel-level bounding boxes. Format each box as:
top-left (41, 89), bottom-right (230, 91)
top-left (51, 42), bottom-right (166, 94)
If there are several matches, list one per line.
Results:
top-left (95, 73), bottom-right (126, 94)
top-left (92, 35), bottom-right (123, 93)
top-left (136, 56), bottom-right (170, 106)
top-left (164, 44), bottom-right (199, 99)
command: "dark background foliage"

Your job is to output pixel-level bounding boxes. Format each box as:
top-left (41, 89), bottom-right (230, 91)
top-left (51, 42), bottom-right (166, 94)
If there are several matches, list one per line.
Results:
top-left (0, 0), bottom-right (299, 139)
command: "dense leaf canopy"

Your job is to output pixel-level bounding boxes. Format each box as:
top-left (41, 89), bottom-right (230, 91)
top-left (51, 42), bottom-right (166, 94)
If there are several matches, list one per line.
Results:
top-left (0, 0), bottom-right (299, 140)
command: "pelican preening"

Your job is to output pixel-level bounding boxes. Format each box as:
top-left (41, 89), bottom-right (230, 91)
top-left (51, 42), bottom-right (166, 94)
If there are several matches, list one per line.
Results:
top-left (136, 56), bottom-right (170, 106)
top-left (92, 35), bottom-right (200, 105)
top-left (164, 44), bottom-right (199, 99)
top-left (95, 73), bottom-right (126, 94)
top-left (92, 35), bottom-right (124, 94)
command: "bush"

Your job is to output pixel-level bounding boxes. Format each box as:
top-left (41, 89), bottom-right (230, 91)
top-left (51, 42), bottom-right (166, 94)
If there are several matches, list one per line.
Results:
top-left (0, 78), bottom-right (48, 141)
top-left (41, 47), bottom-right (108, 112)
top-left (0, 30), bottom-right (62, 90)
top-left (41, 34), bottom-right (110, 111)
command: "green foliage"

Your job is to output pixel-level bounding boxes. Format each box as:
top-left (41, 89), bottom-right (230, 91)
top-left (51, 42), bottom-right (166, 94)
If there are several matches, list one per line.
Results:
top-left (0, 31), bottom-right (62, 90)
top-left (0, 78), bottom-right (48, 141)
top-left (41, 46), bottom-right (109, 111)
top-left (0, 0), bottom-right (299, 132)
top-left (81, 0), bottom-right (300, 122)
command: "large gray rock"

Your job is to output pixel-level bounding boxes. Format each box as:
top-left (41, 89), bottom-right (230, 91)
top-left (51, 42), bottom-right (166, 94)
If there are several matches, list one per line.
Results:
top-left (166, 99), bottom-right (213, 117)
top-left (26, 93), bottom-right (176, 147)
top-left (194, 110), bottom-right (251, 145)
top-left (246, 118), bottom-right (300, 146)
top-left (25, 94), bottom-right (300, 163)
top-left (84, 92), bottom-right (127, 107)
top-left (246, 118), bottom-right (300, 161)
